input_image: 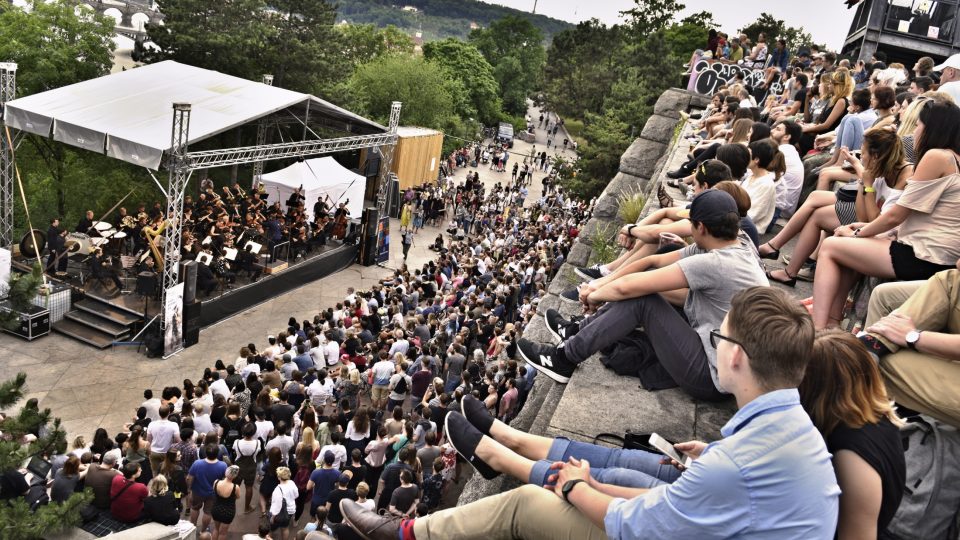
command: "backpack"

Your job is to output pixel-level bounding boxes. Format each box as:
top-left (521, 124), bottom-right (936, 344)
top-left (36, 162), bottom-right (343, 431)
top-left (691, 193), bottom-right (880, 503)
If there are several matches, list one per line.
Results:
top-left (223, 418), bottom-right (242, 448)
top-left (882, 417), bottom-right (960, 540)
top-left (393, 375), bottom-right (409, 395)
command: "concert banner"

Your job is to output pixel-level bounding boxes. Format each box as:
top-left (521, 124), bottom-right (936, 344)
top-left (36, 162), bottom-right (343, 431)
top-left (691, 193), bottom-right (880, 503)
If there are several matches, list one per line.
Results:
top-left (163, 282), bottom-right (184, 357)
top-left (376, 216), bottom-right (390, 264)
top-left (0, 248), bottom-right (10, 298)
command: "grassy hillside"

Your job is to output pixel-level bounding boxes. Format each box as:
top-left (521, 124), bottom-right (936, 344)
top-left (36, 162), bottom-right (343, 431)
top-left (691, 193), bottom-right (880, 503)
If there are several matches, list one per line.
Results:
top-left (336, 0), bottom-right (572, 41)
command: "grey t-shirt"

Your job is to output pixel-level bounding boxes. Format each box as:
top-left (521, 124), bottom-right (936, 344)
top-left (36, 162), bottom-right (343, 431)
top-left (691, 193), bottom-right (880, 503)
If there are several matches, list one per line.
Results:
top-left (676, 239), bottom-right (768, 391)
top-left (444, 354), bottom-right (465, 384)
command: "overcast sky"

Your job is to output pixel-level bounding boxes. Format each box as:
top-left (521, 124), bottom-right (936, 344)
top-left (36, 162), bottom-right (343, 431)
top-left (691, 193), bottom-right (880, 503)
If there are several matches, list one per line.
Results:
top-left (481, 0), bottom-right (856, 49)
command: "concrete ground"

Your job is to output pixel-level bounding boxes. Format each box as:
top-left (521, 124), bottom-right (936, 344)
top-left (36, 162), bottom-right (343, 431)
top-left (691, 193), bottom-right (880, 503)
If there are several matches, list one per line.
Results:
top-left (0, 104), bottom-right (577, 537)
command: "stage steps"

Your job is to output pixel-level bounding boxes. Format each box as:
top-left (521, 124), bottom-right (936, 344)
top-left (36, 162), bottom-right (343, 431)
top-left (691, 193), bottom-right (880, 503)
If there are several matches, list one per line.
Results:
top-left (52, 296), bottom-right (143, 349)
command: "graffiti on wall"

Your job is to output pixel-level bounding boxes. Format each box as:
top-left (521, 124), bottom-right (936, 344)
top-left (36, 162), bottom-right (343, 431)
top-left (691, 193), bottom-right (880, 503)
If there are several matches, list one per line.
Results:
top-left (690, 59), bottom-right (784, 96)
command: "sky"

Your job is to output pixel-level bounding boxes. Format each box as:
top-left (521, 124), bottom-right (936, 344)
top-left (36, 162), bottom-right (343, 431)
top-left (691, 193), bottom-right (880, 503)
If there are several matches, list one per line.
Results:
top-left (481, 0), bottom-right (857, 50)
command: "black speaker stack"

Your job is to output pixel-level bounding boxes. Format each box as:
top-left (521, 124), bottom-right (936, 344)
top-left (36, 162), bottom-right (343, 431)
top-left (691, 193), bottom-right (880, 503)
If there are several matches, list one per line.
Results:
top-left (359, 207), bottom-right (379, 266)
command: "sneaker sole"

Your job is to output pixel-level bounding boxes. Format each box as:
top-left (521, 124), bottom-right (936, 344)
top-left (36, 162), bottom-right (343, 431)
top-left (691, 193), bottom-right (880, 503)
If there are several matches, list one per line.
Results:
top-left (517, 344), bottom-right (571, 384)
top-left (573, 268), bottom-right (599, 280)
top-left (543, 310), bottom-right (564, 342)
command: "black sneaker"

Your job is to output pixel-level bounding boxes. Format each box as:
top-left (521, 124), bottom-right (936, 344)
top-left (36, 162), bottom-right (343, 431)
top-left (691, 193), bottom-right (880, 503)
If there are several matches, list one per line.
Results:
top-left (517, 338), bottom-right (576, 384)
top-left (574, 265), bottom-right (602, 280)
top-left (445, 412), bottom-right (500, 480)
top-left (544, 308), bottom-right (579, 342)
top-left (460, 394), bottom-right (494, 436)
top-left (560, 287), bottom-right (581, 304)
top-left (666, 166), bottom-right (691, 179)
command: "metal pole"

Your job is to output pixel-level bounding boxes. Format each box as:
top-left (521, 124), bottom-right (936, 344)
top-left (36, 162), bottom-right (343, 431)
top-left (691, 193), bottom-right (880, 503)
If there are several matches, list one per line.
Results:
top-left (376, 102), bottom-right (402, 217)
top-left (251, 74), bottom-right (273, 188)
top-left (160, 103), bottom-right (191, 337)
top-left (0, 62), bottom-right (17, 249)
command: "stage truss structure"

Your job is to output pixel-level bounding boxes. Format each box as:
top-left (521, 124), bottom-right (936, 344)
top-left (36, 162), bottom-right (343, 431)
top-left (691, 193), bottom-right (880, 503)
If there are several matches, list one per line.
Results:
top-left (0, 64), bottom-right (402, 352)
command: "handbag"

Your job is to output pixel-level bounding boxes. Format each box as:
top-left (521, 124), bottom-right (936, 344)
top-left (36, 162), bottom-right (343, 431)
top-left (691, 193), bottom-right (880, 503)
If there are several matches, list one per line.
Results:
top-left (835, 182), bottom-right (859, 203)
top-left (272, 486), bottom-right (291, 527)
top-left (593, 431), bottom-right (660, 453)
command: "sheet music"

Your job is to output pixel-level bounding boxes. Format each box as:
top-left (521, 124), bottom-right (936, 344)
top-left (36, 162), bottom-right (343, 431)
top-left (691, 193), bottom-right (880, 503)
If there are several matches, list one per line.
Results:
top-left (224, 248), bottom-right (238, 261)
top-left (244, 241), bottom-right (263, 254)
top-left (196, 252), bottom-right (213, 265)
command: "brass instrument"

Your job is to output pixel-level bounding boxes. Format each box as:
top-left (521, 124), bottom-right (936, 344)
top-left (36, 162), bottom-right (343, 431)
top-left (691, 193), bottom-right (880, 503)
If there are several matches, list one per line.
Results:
top-left (121, 215), bottom-right (137, 229)
top-left (234, 184), bottom-right (247, 198)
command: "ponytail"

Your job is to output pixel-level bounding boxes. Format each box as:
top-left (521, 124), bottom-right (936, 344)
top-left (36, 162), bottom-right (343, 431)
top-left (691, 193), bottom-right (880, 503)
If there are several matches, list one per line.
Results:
top-left (769, 150), bottom-right (786, 182)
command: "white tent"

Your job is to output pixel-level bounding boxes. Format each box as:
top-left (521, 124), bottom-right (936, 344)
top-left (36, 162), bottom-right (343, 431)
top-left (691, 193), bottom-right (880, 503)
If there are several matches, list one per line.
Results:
top-left (3, 60), bottom-right (385, 170)
top-left (260, 157), bottom-right (365, 220)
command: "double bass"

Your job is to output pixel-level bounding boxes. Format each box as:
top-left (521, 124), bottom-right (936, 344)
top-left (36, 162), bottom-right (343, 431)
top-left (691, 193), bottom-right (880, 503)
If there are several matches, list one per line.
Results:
top-left (332, 200), bottom-right (349, 239)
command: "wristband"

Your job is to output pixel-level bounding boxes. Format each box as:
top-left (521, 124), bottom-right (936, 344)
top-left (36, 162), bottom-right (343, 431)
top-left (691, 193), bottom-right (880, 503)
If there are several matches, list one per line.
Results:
top-left (562, 478), bottom-right (586, 504)
top-left (863, 186), bottom-right (876, 194)
top-left (626, 224), bottom-right (636, 235)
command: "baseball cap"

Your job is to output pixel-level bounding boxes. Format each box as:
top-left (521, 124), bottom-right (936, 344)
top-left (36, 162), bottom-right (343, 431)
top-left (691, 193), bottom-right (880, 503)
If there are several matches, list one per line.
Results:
top-left (688, 189), bottom-right (738, 223)
top-left (933, 53), bottom-right (960, 72)
top-left (323, 451), bottom-right (335, 465)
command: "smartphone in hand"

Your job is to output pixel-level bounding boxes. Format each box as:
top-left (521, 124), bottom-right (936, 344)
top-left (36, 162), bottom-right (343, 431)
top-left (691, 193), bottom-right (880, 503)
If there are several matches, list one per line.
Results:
top-left (650, 433), bottom-right (693, 468)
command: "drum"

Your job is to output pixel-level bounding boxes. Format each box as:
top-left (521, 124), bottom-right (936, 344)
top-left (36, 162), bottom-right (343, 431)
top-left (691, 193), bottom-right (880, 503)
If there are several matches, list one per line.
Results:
top-left (91, 237), bottom-right (110, 247)
top-left (93, 221), bottom-right (113, 232)
top-left (18, 229), bottom-right (47, 258)
top-left (65, 232), bottom-right (92, 255)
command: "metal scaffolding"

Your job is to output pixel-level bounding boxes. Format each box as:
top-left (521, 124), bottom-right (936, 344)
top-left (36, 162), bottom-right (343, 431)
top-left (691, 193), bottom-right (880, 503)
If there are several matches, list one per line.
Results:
top-left (160, 103), bottom-right (191, 345)
top-left (250, 74), bottom-right (274, 187)
top-left (0, 62), bottom-right (16, 249)
top-left (375, 101), bottom-right (402, 217)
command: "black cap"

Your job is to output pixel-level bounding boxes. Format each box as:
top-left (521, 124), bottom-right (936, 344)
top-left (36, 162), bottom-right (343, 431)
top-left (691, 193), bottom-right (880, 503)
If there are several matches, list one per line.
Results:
top-left (689, 189), bottom-right (738, 224)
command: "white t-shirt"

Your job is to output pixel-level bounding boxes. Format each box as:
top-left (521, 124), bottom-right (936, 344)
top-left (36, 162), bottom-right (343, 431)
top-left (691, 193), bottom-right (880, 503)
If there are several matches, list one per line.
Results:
top-left (265, 435), bottom-right (295, 463)
top-left (938, 81), bottom-right (960, 107)
top-left (307, 379), bottom-right (335, 405)
top-left (254, 420), bottom-right (274, 443)
top-left (741, 171), bottom-right (777, 232)
top-left (777, 144), bottom-right (804, 216)
top-left (141, 398), bottom-right (162, 422)
top-left (147, 419), bottom-right (179, 453)
top-left (269, 482), bottom-right (298, 516)
top-left (317, 444), bottom-right (347, 469)
top-left (193, 413), bottom-right (214, 436)
top-left (240, 362), bottom-right (260, 380)
top-left (324, 341), bottom-right (340, 366)
top-left (210, 379), bottom-right (230, 400)
top-left (389, 373), bottom-right (412, 401)
top-left (371, 360), bottom-right (396, 387)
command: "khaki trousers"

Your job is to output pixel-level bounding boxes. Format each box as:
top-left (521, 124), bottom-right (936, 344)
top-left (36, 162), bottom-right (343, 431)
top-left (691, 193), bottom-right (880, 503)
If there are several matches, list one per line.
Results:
top-left (413, 484), bottom-right (606, 540)
top-left (865, 270), bottom-right (960, 426)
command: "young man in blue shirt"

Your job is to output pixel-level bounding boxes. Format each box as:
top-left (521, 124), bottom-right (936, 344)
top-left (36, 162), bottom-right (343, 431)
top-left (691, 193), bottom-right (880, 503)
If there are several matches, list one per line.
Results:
top-left (339, 286), bottom-right (840, 539)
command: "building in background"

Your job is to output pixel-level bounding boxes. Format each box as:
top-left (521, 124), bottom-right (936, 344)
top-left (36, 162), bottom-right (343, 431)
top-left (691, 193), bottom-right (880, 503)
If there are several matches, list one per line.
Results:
top-left (843, 0), bottom-right (960, 64)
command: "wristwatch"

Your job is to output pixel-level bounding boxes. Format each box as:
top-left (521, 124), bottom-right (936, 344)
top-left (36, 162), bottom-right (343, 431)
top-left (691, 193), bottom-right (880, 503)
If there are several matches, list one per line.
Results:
top-left (562, 479), bottom-right (587, 504)
top-left (905, 330), bottom-right (922, 350)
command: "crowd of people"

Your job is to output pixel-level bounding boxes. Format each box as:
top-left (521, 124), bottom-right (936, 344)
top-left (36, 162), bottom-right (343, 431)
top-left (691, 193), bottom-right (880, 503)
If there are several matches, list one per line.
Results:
top-left (8, 26), bottom-right (960, 540)
top-left (2, 132), bottom-right (593, 538)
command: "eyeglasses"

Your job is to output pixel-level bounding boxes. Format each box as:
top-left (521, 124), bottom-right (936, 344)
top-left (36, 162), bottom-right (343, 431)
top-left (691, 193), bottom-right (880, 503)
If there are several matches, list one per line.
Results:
top-left (709, 329), bottom-right (749, 356)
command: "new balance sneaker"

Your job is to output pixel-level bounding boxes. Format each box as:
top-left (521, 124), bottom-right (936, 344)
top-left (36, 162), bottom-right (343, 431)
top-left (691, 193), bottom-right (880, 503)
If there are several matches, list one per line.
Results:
top-left (517, 338), bottom-right (576, 384)
top-left (445, 412), bottom-right (500, 480)
top-left (574, 265), bottom-right (603, 280)
top-left (544, 308), bottom-right (579, 342)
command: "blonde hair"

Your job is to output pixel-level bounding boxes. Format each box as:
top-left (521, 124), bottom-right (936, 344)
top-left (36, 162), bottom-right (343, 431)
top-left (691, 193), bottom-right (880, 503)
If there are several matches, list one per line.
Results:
top-left (277, 466), bottom-right (292, 481)
top-left (799, 329), bottom-right (902, 435)
top-left (897, 96), bottom-right (927, 137)
top-left (356, 481), bottom-right (370, 499)
top-left (301, 427), bottom-right (318, 450)
top-left (73, 436), bottom-right (85, 450)
top-left (149, 474), bottom-right (169, 497)
top-left (728, 118), bottom-right (754, 144)
top-left (350, 369), bottom-right (361, 385)
top-left (830, 68), bottom-right (854, 105)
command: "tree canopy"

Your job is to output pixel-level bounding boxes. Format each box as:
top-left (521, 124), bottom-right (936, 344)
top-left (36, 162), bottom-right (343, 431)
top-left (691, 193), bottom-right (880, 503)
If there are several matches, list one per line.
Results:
top-left (469, 16), bottom-right (546, 116)
top-left (738, 12), bottom-right (816, 51)
top-left (422, 38), bottom-right (502, 126)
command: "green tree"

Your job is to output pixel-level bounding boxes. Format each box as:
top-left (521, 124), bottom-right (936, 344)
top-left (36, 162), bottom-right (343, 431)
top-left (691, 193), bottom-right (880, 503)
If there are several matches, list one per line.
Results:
top-left (146, 0), bottom-right (272, 82)
top-left (542, 19), bottom-right (626, 120)
top-left (0, 372), bottom-right (92, 538)
top-left (336, 24), bottom-right (415, 68)
top-left (663, 11), bottom-right (715, 57)
top-left (348, 55), bottom-right (458, 130)
top-left (0, 0), bottom-right (114, 96)
top-left (260, 0), bottom-right (343, 94)
top-left (738, 12), bottom-right (815, 51)
top-left (469, 16), bottom-right (546, 115)
top-left (619, 0), bottom-right (686, 35)
top-left (423, 38), bottom-right (502, 126)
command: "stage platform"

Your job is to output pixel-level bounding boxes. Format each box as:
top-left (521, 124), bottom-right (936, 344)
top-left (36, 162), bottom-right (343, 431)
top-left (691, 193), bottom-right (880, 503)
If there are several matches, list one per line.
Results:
top-left (12, 242), bottom-right (358, 348)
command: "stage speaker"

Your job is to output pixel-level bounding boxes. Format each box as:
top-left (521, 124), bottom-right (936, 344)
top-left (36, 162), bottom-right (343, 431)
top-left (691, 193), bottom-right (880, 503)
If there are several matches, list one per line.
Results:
top-left (359, 207), bottom-right (379, 266)
top-left (364, 152), bottom-right (381, 178)
top-left (180, 260), bottom-right (198, 304)
top-left (183, 300), bottom-right (202, 347)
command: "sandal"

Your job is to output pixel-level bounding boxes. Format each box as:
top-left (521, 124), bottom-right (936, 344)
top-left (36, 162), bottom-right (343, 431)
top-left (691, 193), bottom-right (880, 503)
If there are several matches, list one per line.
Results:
top-left (765, 267), bottom-right (797, 287)
top-left (758, 242), bottom-right (780, 260)
top-left (657, 184), bottom-right (674, 208)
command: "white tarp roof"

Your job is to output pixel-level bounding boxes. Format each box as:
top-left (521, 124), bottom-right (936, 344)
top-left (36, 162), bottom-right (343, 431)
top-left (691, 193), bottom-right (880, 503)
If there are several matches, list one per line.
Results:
top-left (260, 157), bottom-right (365, 221)
top-left (3, 60), bottom-right (386, 170)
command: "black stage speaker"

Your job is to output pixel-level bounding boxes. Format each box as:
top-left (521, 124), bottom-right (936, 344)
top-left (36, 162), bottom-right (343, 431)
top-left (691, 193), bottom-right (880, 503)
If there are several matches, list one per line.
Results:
top-left (180, 260), bottom-right (198, 304)
top-left (359, 207), bottom-right (379, 266)
top-left (365, 152), bottom-right (381, 178)
top-left (183, 300), bottom-right (202, 347)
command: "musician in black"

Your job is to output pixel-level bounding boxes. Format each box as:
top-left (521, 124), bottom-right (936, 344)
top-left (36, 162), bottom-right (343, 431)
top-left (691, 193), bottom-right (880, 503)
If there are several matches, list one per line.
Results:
top-left (237, 244), bottom-right (262, 282)
top-left (213, 249), bottom-right (236, 286)
top-left (89, 246), bottom-right (124, 294)
top-left (195, 257), bottom-right (218, 297)
top-left (76, 210), bottom-right (95, 234)
top-left (46, 217), bottom-right (68, 274)
top-left (313, 195), bottom-right (331, 219)
top-left (286, 185), bottom-right (305, 209)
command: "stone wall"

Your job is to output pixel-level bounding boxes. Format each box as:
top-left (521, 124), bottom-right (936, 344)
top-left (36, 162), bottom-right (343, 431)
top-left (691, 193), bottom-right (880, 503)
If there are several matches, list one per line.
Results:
top-left (456, 88), bottom-right (712, 506)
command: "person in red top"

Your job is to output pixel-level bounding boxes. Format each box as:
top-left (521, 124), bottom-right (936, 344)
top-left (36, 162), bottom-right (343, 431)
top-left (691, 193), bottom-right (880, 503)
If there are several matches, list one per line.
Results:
top-left (498, 378), bottom-right (519, 423)
top-left (111, 462), bottom-right (149, 523)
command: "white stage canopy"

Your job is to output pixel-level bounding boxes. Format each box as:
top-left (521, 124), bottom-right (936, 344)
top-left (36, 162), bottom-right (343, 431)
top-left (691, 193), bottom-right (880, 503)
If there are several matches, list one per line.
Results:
top-left (3, 60), bottom-right (386, 170)
top-left (260, 157), bottom-right (365, 220)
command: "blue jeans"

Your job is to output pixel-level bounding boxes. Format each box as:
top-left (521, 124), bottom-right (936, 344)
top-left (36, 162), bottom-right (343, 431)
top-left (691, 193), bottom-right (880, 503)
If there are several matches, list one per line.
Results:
top-left (529, 438), bottom-right (683, 489)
